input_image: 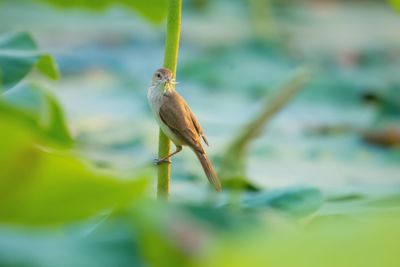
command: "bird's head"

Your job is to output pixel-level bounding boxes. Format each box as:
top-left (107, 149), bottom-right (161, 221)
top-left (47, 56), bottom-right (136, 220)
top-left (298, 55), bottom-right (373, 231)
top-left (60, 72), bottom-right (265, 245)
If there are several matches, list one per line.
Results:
top-left (152, 68), bottom-right (177, 90)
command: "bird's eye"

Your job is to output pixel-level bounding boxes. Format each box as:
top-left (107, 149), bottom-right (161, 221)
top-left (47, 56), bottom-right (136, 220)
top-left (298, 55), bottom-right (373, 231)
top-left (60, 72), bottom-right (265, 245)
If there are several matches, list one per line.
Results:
top-left (156, 73), bottom-right (162, 79)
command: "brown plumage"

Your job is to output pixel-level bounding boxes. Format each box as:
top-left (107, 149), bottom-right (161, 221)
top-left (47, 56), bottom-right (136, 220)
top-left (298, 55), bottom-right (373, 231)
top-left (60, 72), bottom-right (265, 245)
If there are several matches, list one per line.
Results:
top-left (147, 68), bottom-right (221, 192)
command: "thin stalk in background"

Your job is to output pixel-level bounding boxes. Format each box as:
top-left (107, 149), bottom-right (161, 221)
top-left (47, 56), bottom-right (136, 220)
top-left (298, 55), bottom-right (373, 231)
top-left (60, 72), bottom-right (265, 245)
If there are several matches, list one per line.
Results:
top-left (218, 68), bottom-right (311, 188)
top-left (157, 0), bottom-right (182, 200)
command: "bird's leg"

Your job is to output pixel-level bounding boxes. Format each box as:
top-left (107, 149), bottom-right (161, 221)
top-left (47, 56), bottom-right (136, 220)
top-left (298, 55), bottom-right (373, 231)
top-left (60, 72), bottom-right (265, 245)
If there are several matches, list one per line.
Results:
top-left (154, 145), bottom-right (182, 165)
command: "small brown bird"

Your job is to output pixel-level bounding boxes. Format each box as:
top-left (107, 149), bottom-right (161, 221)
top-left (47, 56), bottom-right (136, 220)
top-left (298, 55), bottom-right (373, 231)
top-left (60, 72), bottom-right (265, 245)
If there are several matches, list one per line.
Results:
top-left (147, 68), bottom-right (221, 192)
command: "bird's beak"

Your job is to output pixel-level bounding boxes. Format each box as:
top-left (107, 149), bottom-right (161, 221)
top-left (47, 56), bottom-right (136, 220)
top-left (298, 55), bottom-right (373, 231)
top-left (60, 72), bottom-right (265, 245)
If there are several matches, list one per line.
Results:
top-left (163, 77), bottom-right (172, 85)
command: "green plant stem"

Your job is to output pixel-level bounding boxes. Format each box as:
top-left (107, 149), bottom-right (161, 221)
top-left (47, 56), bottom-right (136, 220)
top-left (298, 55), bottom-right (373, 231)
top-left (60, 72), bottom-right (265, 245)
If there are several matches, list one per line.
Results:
top-left (157, 0), bottom-right (182, 200)
top-left (218, 68), bottom-right (311, 184)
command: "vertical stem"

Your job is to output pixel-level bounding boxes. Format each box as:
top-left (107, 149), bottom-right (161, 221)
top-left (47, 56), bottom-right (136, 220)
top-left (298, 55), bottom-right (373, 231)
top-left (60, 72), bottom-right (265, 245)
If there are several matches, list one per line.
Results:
top-left (157, 0), bottom-right (182, 200)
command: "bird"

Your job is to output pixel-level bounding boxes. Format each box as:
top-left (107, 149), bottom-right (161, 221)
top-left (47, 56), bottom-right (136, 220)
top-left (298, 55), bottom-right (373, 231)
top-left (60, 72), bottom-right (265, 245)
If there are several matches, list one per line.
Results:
top-left (147, 67), bottom-right (221, 192)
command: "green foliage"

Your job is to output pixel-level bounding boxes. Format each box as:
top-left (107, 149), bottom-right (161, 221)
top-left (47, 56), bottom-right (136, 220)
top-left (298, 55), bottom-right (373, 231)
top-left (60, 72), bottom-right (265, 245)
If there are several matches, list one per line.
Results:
top-left (390, 0), bottom-right (400, 12)
top-left (39, 0), bottom-right (168, 24)
top-left (0, 113), bottom-right (148, 226)
top-left (0, 223), bottom-right (144, 267)
top-left (201, 215), bottom-right (400, 267)
top-left (1, 196), bottom-right (399, 266)
top-left (0, 32), bottom-right (59, 91)
top-left (0, 31), bottom-right (71, 145)
top-left (2, 83), bottom-right (72, 145)
top-left (0, 30), bottom-right (148, 226)
top-left (242, 187), bottom-right (323, 218)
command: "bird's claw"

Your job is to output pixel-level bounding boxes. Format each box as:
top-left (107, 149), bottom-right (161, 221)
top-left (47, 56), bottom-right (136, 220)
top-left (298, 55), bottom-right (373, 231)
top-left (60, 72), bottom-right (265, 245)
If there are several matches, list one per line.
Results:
top-left (153, 158), bottom-right (171, 165)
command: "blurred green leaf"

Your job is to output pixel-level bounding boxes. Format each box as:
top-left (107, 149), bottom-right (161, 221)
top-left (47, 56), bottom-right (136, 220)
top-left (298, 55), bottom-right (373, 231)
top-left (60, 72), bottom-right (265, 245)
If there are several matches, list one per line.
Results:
top-left (2, 82), bottom-right (72, 145)
top-left (201, 215), bottom-right (400, 267)
top-left (127, 201), bottom-right (217, 267)
top-left (39, 0), bottom-right (168, 24)
top-left (221, 176), bottom-right (261, 192)
top-left (0, 116), bottom-right (148, 225)
top-left (390, 0), bottom-right (400, 12)
top-left (0, 221), bottom-right (145, 267)
top-left (367, 193), bottom-right (400, 207)
top-left (242, 187), bottom-right (323, 218)
top-left (36, 54), bottom-right (59, 80)
top-left (184, 204), bottom-right (261, 231)
top-left (0, 32), bottom-right (59, 91)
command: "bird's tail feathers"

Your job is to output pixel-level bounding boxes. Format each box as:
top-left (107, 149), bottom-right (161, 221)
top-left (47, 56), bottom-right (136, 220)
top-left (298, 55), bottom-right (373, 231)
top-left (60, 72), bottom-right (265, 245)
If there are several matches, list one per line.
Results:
top-left (194, 150), bottom-right (222, 192)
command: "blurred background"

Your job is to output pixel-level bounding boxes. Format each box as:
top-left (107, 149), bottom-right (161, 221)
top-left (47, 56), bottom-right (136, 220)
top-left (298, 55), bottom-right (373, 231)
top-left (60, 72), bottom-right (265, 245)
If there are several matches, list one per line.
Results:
top-left (1, 0), bottom-right (400, 266)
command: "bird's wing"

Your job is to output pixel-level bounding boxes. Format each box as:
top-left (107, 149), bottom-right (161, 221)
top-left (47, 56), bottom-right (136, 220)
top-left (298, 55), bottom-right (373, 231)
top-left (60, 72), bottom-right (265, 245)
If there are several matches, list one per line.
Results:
top-left (185, 104), bottom-right (209, 146)
top-left (159, 91), bottom-right (203, 152)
